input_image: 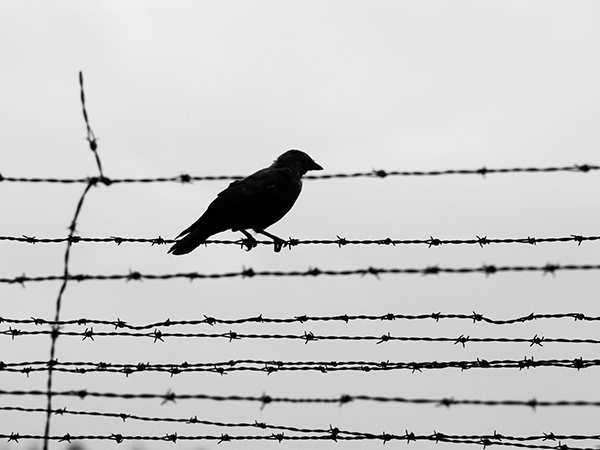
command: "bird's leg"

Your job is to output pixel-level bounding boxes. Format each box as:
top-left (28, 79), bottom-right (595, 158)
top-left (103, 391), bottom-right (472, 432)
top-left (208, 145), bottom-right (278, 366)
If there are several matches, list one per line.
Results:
top-left (256, 229), bottom-right (286, 253)
top-left (239, 229), bottom-right (258, 251)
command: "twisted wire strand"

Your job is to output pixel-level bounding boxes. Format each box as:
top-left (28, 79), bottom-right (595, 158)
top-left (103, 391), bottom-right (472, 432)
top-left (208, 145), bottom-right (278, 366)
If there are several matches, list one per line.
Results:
top-left (1, 406), bottom-right (599, 449)
top-left (1, 163), bottom-right (598, 184)
top-left (1, 432), bottom-right (597, 449)
top-left (1, 328), bottom-right (599, 347)
top-left (2, 233), bottom-right (599, 248)
top-left (2, 311), bottom-right (598, 328)
top-left (0, 357), bottom-right (597, 376)
top-left (2, 389), bottom-right (600, 409)
top-left (2, 262), bottom-right (600, 285)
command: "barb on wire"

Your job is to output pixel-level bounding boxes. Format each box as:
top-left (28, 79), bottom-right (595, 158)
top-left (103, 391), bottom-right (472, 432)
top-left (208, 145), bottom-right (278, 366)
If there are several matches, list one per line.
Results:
top-left (79, 71), bottom-right (106, 181)
top-left (3, 262), bottom-right (600, 285)
top-left (2, 233), bottom-right (600, 248)
top-left (1, 163), bottom-right (598, 185)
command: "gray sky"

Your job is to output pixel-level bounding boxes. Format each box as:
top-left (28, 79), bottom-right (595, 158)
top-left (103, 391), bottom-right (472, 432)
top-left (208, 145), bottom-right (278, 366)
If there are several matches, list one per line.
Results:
top-left (2, 1), bottom-right (600, 449)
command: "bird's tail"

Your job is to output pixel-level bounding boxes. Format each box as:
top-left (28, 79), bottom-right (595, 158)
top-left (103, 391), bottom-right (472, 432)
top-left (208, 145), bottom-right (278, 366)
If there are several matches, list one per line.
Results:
top-left (167, 228), bottom-right (213, 255)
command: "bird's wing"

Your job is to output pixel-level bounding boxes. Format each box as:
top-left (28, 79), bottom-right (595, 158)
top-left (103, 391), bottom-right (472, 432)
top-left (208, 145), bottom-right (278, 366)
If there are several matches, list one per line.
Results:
top-left (206, 166), bottom-right (302, 231)
top-left (173, 166), bottom-right (301, 240)
top-left (217, 167), bottom-right (280, 199)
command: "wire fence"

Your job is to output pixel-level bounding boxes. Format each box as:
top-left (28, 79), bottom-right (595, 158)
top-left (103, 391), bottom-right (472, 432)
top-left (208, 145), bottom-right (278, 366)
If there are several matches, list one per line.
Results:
top-left (2, 72), bottom-right (600, 449)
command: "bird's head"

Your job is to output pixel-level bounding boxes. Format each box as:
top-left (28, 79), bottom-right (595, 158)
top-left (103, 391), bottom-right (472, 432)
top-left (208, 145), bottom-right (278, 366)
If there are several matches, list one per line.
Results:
top-left (272, 149), bottom-right (323, 175)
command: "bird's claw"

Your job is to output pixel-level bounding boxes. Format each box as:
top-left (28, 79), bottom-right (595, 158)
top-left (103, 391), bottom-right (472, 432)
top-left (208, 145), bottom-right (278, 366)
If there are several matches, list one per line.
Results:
top-left (240, 236), bottom-right (258, 251)
top-left (272, 238), bottom-right (286, 253)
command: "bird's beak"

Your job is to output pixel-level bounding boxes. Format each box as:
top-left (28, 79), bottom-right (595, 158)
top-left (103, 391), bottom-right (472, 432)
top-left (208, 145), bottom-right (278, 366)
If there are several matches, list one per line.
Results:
top-left (309, 160), bottom-right (323, 171)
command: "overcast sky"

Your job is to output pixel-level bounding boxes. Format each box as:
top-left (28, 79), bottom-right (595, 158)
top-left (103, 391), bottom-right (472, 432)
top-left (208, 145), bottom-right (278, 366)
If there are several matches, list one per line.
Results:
top-left (2, 2), bottom-right (600, 449)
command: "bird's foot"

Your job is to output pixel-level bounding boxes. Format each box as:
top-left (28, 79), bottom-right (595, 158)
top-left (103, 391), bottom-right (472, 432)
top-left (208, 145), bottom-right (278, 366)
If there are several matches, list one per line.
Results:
top-left (272, 237), bottom-right (286, 253)
top-left (240, 236), bottom-right (258, 251)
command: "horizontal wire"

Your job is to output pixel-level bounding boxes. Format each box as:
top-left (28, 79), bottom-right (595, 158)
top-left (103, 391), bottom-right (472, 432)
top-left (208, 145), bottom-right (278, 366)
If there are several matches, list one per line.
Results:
top-left (1, 164), bottom-right (598, 185)
top-left (2, 389), bottom-right (599, 409)
top-left (2, 262), bottom-right (600, 285)
top-left (2, 311), bottom-right (598, 329)
top-left (1, 432), bottom-right (597, 449)
top-left (2, 233), bottom-right (599, 248)
top-left (1, 357), bottom-right (597, 376)
top-left (2, 327), bottom-right (599, 346)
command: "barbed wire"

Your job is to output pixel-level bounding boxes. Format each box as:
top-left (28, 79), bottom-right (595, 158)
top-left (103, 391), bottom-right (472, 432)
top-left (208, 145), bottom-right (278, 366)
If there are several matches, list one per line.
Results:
top-left (3, 389), bottom-right (600, 410)
top-left (2, 405), bottom-right (599, 448)
top-left (40, 71), bottom-right (106, 450)
top-left (3, 262), bottom-right (600, 285)
top-left (1, 163), bottom-right (598, 185)
top-left (2, 310), bottom-right (598, 329)
top-left (5, 404), bottom-right (600, 447)
top-left (2, 327), bottom-right (598, 347)
top-left (1, 431), bottom-right (599, 449)
top-left (1, 357), bottom-right (598, 377)
top-left (1, 422), bottom-right (599, 449)
top-left (2, 232), bottom-right (599, 248)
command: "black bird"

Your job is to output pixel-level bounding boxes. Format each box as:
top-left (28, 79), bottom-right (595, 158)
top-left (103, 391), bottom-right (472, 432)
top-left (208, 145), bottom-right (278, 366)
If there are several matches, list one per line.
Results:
top-left (168, 150), bottom-right (323, 255)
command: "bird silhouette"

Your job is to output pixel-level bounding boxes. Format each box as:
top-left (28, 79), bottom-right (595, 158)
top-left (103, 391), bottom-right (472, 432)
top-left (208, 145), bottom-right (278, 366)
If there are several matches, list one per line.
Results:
top-left (168, 149), bottom-right (323, 255)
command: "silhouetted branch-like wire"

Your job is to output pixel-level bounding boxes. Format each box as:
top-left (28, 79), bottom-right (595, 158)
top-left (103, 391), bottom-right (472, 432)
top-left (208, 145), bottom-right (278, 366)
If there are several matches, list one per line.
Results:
top-left (3, 262), bottom-right (600, 285)
top-left (1, 163), bottom-right (598, 184)
top-left (2, 233), bottom-right (599, 248)
top-left (2, 310), bottom-right (598, 329)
